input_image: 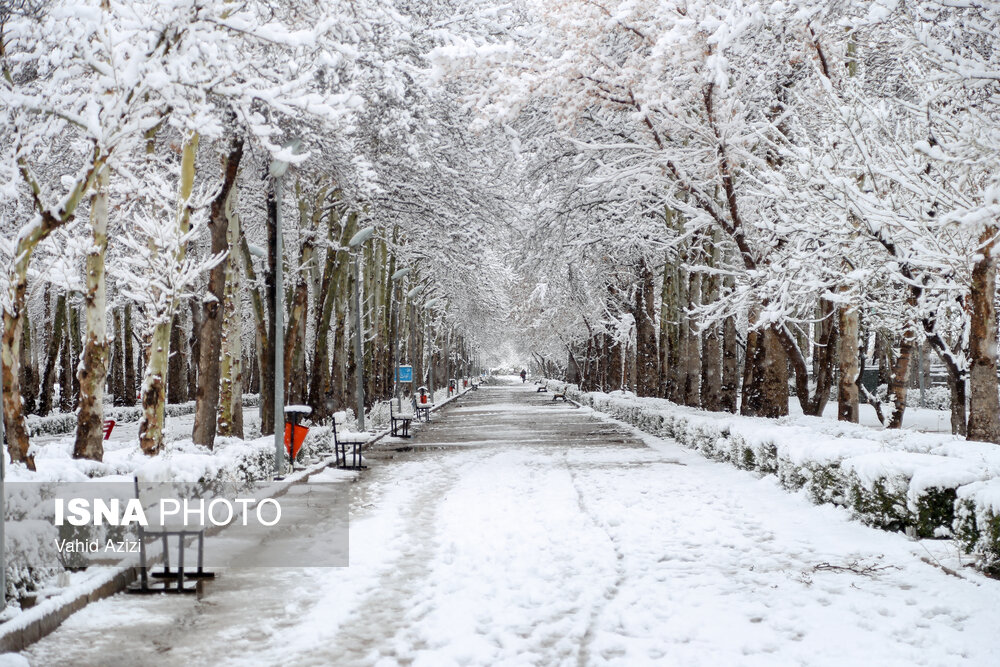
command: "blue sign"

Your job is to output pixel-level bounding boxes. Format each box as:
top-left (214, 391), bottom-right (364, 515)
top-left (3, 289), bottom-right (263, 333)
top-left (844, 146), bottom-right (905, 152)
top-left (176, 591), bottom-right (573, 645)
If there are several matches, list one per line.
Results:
top-left (397, 365), bottom-right (413, 383)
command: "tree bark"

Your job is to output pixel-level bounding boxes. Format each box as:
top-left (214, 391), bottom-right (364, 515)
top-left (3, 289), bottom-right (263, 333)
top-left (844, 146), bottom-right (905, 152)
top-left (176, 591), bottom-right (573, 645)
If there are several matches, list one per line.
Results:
top-left (73, 162), bottom-right (110, 462)
top-left (635, 258), bottom-right (659, 396)
top-left (239, 231), bottom-right (271, 432)
top-left (683, 270), bottom-right (702, 407)
top-left (668, 264), bottom-right (686, 402)
top-left (20, 311), bottom-right (36, 415)
top-left (39, 292), bottom-right (67, 416)
top-left (837, 302), bottom-right (860, 422)
top-left (123, 303), bottom-right (135, 406)
top-left (886, 331), bottom-right (915, 429)
top-left (218, 183), bottom-right (244, 438)
top-left (110, 308), bottom-right (124, 405)
top-left (192, 137), bottom-right (243, 448)
top-left (59, 300), bottom-right (74, 413)
top-left (806, 298), bottom-right (837, 417)
top-left (657, 260), bottom-right (672, 397)
top-left (966, 226), bottom-right (1000, 443)
top-left (758, 326), bottom-right (790, 418)
top-left (720, 274), bottom-right (739, 413)
top-left (700, 238), bottom-right (722, 410)
top-left (167, 313), bottom-right (187, 404)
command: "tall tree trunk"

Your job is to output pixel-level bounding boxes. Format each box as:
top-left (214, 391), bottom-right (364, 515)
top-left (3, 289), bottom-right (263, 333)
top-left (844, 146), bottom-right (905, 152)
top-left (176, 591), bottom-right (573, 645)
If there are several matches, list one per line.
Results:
top-left (167, 313), bottom-right (187, 404)
top-left (284, 230), bottom-right (314, 406)
top-left (263, 180), bottom-right (280, 436)
top-left (807, 298), bottom-right (837, 417)
top-left (123, 303), bottom-right (136, 406)
top-left (70, 306), bottom-right (81, 403)
top-left (73, 162), bottom-right (110, 462)
top-left (886, 330), bottom-right (915, 429)
top-left (837, 302), bottom-right (860, 423)
top-left (668, 264), bottom-right (686, 402)
top-left (683, 270), bottom-right (702, 407)
top-left (720, 275), bottom-right (739, 413)
top-left (948, 360), bottom-right (968, 437)
top-left (332, 276), bottom-right (350, 411)
top-left (658, 261), bottom-right (672, 397)
top-left (20, 312), bottom-right (36, 415)
top-left (239, 231), bottom-right (271, 432)
top-left (966, 226), bottom-right (1000, 443)
top-left (39, 292), bottom-right (67, 416)
top-left (192, 137), bottom-right (243, 448)
top-left (1, 306), bottom-right (31, 467)
top-left (758, 326), bottom-right (790, 418)
top-left (741, 322), bottom-right (762, 416)
top-left (219, 186), bottom-right (244, 438)
top-left (60, 301), bottom-right (74, 413)
top-left (187, 300), bottom-right (200, 398)
top-left (700, 238), bottom-right (722, 410)
top-left (110, 308), bottom-right (124, 406)
top-left (139, 132), bottom-right (198, 456)
top-left (139, 315), bottom-right (172, 456)
top-left (635, 258), bottom-right (659, 396)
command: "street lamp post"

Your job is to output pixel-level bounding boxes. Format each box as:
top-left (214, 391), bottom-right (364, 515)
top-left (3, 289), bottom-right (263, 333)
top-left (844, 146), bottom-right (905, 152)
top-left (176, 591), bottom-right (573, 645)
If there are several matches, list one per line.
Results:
top-left (269, 139), bottom-right (300, 477)
top-left (348, 226), bottom-right (375, 431)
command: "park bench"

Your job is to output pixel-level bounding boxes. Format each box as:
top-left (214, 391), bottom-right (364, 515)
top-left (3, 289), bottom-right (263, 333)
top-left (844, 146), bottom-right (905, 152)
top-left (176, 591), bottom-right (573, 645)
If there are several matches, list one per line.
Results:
top-left (331, 415), bottom-right (368, 469)
top-left (536, 382), bottom-right (548, 393)
top-left (390, 397), bottom-right (415, 438)
top-left (127, 477), bottom-right (214, 595)
top-left (552, 391), bottom-right (568, 402)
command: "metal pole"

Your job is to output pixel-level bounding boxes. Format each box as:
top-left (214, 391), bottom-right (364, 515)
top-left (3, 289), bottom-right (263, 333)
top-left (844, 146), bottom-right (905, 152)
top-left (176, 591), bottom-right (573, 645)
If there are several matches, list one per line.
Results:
top-left (273, 173), bottom-right (285, 476)
top-left (353, 254), bottom-right (366, 431)
top-left (393, 282), bottom-right (400, 402)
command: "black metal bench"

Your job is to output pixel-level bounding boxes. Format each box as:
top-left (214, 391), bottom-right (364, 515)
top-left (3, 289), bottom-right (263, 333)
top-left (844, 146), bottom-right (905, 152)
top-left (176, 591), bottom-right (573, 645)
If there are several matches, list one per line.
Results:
top-left (390, 398), bottom-right (414, 438)
top-left (332, 415), bottom-right (368, 469)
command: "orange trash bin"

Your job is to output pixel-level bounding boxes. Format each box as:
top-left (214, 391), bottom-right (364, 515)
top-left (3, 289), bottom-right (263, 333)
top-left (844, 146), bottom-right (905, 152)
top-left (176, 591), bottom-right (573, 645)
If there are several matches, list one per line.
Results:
top-left (284, 423), bottom-right (309, 460)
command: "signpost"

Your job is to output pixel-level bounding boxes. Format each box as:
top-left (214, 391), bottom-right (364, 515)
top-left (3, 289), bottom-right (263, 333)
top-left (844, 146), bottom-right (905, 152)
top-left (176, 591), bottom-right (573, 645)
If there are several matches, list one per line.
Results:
top-left (397, 365), bottom-right (413, 384)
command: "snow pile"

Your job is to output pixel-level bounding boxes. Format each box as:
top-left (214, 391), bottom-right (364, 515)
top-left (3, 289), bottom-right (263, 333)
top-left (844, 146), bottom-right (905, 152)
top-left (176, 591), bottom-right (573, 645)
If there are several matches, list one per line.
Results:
top-left (546, 380), bottom-right (1000, 575)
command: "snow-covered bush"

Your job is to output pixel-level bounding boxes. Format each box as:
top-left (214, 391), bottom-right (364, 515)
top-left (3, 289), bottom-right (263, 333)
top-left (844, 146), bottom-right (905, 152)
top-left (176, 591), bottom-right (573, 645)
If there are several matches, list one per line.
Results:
top-left (955, 481), bottom-right (1000, 576)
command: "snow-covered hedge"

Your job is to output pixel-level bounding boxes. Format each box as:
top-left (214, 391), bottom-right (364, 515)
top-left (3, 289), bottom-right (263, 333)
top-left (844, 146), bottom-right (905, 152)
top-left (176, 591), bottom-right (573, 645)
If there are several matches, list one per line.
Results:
top-left (545, 380), bottom-right (1000, 576)
top-left (26, 396), bottom-right (261, 438)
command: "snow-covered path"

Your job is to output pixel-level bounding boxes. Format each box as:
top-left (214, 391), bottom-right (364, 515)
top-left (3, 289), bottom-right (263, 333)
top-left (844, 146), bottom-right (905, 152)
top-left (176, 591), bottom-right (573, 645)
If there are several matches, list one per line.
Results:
top-left (20, 382), bottom-right (1000, 666)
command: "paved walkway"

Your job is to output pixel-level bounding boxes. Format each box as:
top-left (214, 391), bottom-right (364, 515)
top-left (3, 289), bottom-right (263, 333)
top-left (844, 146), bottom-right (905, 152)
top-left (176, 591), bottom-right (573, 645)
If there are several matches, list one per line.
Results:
top-left (19, 381), bottom-right (1000, 666)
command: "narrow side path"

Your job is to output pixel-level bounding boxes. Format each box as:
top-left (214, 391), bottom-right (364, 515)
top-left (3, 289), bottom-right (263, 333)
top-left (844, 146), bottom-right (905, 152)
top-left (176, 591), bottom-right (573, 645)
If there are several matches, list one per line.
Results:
top-left (19, 380), bottom-right (1000, 666)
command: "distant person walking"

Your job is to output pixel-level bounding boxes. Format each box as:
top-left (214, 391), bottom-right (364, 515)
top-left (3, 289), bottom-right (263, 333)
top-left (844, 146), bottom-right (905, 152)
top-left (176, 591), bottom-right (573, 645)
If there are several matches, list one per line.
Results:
top-left (520, 369), bottom-right (527, 383)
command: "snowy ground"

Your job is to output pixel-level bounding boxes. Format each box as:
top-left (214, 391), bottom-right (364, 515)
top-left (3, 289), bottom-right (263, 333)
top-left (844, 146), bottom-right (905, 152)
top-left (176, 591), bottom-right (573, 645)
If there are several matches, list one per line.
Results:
top-left (14, 380), bottom-right (1000, 666)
